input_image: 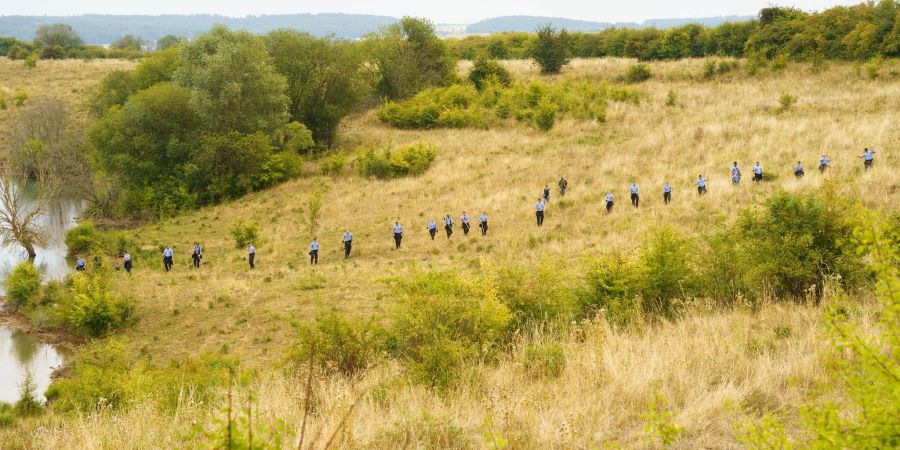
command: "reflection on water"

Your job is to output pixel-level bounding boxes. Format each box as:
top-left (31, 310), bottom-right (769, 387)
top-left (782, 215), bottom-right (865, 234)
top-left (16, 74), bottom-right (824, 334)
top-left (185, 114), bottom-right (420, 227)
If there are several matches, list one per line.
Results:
top-left (0, 196), bottom-right (86, 291)
top-left (0, 325), bottom-right (67, 404)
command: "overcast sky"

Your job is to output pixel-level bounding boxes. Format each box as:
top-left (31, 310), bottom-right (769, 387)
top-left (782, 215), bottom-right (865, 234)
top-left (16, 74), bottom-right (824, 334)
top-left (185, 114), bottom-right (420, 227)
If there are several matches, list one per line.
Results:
top-left (3, 1), bottom-right (861, 23)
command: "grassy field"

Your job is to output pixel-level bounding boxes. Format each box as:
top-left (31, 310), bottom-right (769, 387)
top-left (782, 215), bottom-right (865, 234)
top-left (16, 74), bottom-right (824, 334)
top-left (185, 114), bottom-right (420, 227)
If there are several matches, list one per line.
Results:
top-left (1, 57), bottom-right (898, 448)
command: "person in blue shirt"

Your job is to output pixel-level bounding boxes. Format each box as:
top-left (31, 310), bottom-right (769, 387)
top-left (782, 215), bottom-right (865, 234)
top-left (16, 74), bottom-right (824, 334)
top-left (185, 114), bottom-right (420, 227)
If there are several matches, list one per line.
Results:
top-left (535, 199), bottom-right (545, 226)
top-left (444, 214), bottom-right (454, 238)
top-left (393, 222), bottom-right (403, 249)
top-left (794, 161), bottom-right (805, 178)
top-left (732, 172), bottom-right (741, 185)
top-left (309, 238), bottom-right (319, 265)
top-left (343, 231), bottom-right (352, 259)
top-left (696, 175), bottom-right (707, 195)
top-left (427, 220), bottom-right (437, 240)
top-left (753, 162), bottom-right (763, 182)
top-left (558, 177), bottom-right (568, 197)
top-left (630, 183), bottom-right (639, 208)
top-left (543, 185), bottom-right (551, 203)
top-left (192, 242), bottom-right (202, 268)
top-left (461, 212), bottom-right (471, 236)
top-left (123, 252), bottom-right (132, 275)
top-left (663, 182), bottom-right (672, 204)
top-left (162, 246), bottom-right (174, 272)
top-left (605, 192), bottom-right (614, 213)
top-left (859, 148), bottom-right (876, 170)
top-left (248, 244), bottom-right (256, 269)
top-left (819, 154), bottom-right (830, 173)
top-left (731, 162), bottom-right (741, 184)
top-left (75, 256), bottom-right (86, 271)
top-left (479, 212), bottom-right (488, 236)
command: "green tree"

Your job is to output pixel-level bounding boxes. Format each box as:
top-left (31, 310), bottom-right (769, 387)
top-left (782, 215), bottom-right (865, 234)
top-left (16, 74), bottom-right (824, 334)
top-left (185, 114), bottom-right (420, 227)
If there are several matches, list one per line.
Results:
top-left (265, 30), bottom-right (370, 145)
top-left (33, 24), bottom-right (84, 49)
top-left (174, 25), bottom-right (289, 134)
top-left (5, 262), bottom-right (41, 311)
top-left (365, 17), bottom-right (455, 100)
top-left (529, 25), bottom-right (572, 74)
top-left (156, 35), bottom-right (187, 50)
top-left (110, 35), bottom-right (144, 51)
top-left (468, 56), bottom-right (511, 90)
top-left (639, 226), bottom-right (697, 317)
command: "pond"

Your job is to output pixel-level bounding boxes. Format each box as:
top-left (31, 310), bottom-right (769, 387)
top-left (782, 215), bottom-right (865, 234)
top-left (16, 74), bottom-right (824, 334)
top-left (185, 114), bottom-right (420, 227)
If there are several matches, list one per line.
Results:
top-left (0, 195), bottom-right (85, 405)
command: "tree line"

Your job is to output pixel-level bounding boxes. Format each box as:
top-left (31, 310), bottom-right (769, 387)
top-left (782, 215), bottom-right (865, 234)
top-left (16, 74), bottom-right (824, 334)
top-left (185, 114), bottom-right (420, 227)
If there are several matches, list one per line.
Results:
top-left (448, 1), bottom-right (900, 62)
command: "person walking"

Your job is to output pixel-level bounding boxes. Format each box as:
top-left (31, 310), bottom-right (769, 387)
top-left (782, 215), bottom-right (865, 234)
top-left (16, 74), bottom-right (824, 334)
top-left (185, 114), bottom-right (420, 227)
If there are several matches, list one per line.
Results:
top-left (343, 231), bottom-right (352, 259)
top-left (543, 185), bottom-right (551, 203)
top-left (393, 222), bottom-right (403, 249)
top-left (731, 162), bottom-right (742, 183)
top-left (75, 256), bottom-right (86, 272)
top-left (753, 162), bottom-right (763, 182)
top-left (794, 161), bottom-right (805, 178)
top-left (192, 242), bottom-right (202, 268)
top-left (428, 219), bottom-right (437, 240)
top-left (630, 183), bottom-right (640, 208)
top-left (859, 148), bottom-right (876, 170)
top-left (309, 238), bottom-right (319, 265)
top-left (444, 214), bottom-right (454, 238)
top-left (605, 192), bottom-right (614, 213)
top-left (558, 177), bottom-right (568, 197)
top-left (697, 175), bottom-right (707, 195)
top-left (819, 154), bottom-right (830, 173)
top-left (479, 212), bottom-right (488, 236)
top-left (248, 244), bottom-right (256, 269)
top-left (535, 198), bottom-right (545, 226)
top-left (163, 246), bottom-right (174, 272)
top-left (461, 212), bottom-right (471, 236)
top-left (663, 182), bottom-right (672, 204)
top-left (123, 252), bottom-right (132, 275)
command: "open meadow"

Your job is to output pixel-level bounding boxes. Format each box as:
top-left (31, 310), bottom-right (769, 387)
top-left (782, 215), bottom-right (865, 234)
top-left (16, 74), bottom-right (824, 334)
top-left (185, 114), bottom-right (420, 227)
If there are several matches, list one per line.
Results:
top-left (1, 55), bottom-right (898, 448)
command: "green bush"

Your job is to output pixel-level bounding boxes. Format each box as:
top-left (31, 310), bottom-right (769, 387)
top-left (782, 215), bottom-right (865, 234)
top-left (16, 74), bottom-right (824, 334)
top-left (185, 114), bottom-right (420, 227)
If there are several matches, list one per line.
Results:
top-left (495, 261), bottom-right (581, 328)
top-left (468, 57), bottom-right (511, 90)
top-left (523, 342), bottom-right (566, 378)
top-left (251, 150), bottom-right (303, 190)
top-left (57, 271), bottom-right (135, 337)
top-left (64, 221), bottom-right (103, 255)
top-left (5, 262), bottom-right (41, 311)
top-left (625, 63), bottom-right (652, 83)
top-left (639, 226), bottom-right (698, 318)
top-left (230, 222), bottom-right (260, 249)
top-left (320, 152), bottom-right (346, 176)
top-left (358, 142), bottom-right (437, 180)
top-left (580, 253), bottom-right (642, 327)
top-left (387, 271), bottom-right (512, 388)
top-left (529, 25), bottom-right (571, 74)
top-left (289, 312), bottom-right (384, 377)
top-left (776, 93), bottom-right (797, 113)
top-left (700, 233), bottom-right (754, 305)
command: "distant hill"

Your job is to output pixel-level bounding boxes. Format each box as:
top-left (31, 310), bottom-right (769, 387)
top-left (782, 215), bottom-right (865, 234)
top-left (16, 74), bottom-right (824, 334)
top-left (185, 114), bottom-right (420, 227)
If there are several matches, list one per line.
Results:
top-left (465, 15), bottom-right (753, 34)
top-left (0, 13), bottom-right (398, 44)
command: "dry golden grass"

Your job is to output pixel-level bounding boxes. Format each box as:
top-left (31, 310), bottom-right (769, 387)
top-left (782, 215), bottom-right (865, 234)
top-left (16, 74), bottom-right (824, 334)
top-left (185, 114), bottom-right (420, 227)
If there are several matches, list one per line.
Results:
top-left (0, 57), bottom-right (897, 448)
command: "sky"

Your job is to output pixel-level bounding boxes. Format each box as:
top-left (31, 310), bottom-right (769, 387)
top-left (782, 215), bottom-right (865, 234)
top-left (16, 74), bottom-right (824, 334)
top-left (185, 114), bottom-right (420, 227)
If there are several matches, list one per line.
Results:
top-left (1, 1), bottom-right (862, 23)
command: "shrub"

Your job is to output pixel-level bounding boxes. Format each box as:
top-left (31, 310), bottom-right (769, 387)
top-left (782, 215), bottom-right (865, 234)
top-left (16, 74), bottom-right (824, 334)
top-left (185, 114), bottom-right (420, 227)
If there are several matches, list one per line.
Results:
top-left (864, 56), bottom-right (882, 79)
top-left (13, 90), bottom-right (28, 107)
top-left (580, 253), bottom-right (642, 327)
top-left (320, 152), bottom-right (346, 176)
top-left (737, 191), bottom-right (863, 299)
top-left (275, 122), bottom-right (315, 154)
top-left (777, 93), bottom-right (797, 113)
top-left (639, 226), bottom-right (698, 318)
top-left (358, 142), bottom-right (437, 179)
top-left (529, 25), bottom-right (571, 74)
top-left (24, 52), bottom-right (38, 68)
top-left (495, 261), bottom-right (580, 328)
top-left (665, 90), bottom-right (678, 107)
top-left (387, 271), bottom-right (513, 388)
top-left (64, 221), bottom-right (103, 255)
top-left (700, 233), bottom-right (754, 305)
top-left (15, 369), bottom-right (41, 417)
top-left (230, 222), bottom-right (260, 249)
top-left (523, 342), bottom-right (566, 378)
top-left (468, 57), bottom-right (511, 90)
top-left (289, 312), bottom-right (384, 377)
top-left (533, 102), bottom-right (557, 131)
top-left (625, 63), bottom-right (652, 83)
top-left (251, 151), bottom-right (302, 190)
top-left (5, 262), bottom-right (41, 311)
top-left (46, 340), bottom-right (149, 411)
top-left (57, 271), bottom-right (135, 337)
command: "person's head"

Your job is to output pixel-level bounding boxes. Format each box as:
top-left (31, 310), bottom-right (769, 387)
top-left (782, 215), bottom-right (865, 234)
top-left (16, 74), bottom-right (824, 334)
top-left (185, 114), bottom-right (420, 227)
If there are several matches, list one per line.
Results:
top-left (313, 237), bottom-right (317, 241)
top-left (733, 161), bottom-right (737, 165)
top-left (798, 160), bottom-right (801, 164)
top-left (756, 161), bottom-right (760, 165)
top-left (699, 174), bottom-right (703, 178)
top-left (865, 147), bottom-right (869, 151)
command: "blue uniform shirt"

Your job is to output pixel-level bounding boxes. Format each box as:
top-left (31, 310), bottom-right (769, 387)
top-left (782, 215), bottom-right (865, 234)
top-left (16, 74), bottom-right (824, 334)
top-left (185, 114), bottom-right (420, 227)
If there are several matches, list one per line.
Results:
top-left (820, 156), bottom-right (829, 166)
top-left (605, 193), bottom-right (614, 202)
top-left (163, 247), bottom-right (173, 257)
top-left (444, 217), bottom-right (453, 226)
top-left (697, 178), bottom-right (706, 187)
top-left (732, 173), bottom-right (740, 182)
top-left (462, 215), bottom-right (469, 224)
top-left (344, 232), bottom-right (352, 242)
top-left (795, 163), bottom-right (804, 171)
top-left (630, 184), bottom-right (638, 194)
top-left (663, 183), bottom-right (671, 193)
top-left (248, 245), bottom-right (256, 254)
top-left (428, 220), bottom-right (436, 230)
top-left (754, 164), bottom-right (762, 175)
top-left (480, 214), bottom-right (487, 223)
top-left (864, 150), bottom-right (874, 161)
top-left (393, 224), bottom-right (403, 234)
top-left (76, 258), bottom-right (85, 267)
top-left (310, 241), bottom-right (319, 251)
top-left (536, 201), bottom-right (545, 212)
top-left (731, 165), bottom-right (740, 176)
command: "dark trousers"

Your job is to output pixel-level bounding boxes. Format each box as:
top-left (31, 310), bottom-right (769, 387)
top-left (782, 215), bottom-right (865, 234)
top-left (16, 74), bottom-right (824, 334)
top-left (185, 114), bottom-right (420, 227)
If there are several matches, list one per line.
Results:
top-left (394, 233), bottom-right (402, 249)
top-left (192, 254), bottom-right (201, 268)
top-left (864, 159), bottom-right (873, 170)
top-left (445, 225), bottom-right (453, 238)
top-left (630, 193), bottom-right (639, 207)
top-left (753, 173), bottom-right (762, 182)
top-left (536, 211), bottom-right (544, 226)
top-left (480, 221), bottom-right (487, 236)
top-left (462, 222), bottom-right (470, 235)
top-left (124, 260), bottom-right (132, 274)
top-left (795, 170), bottom-right (804, 178)
top-left (606, 201), bottom-right (614, 213)
top-left (344, 241), bottom-right (351, 258)
top-left (429, 228), bottom-right (436, 240)
top-left (248, 253), bottom-right (255, 269)
top-left (560, 186), bottom-right (566, 197)
top-left (663, 192), bottom-right (671, 204)
top-left (698, 186), bottom-right (707, 195)
top-left (163, 256), bottom-right (173, 272)
top-left (819, 164), bottom-right (827, 173)
top-left (310, 250), bottom-right (318, 265)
